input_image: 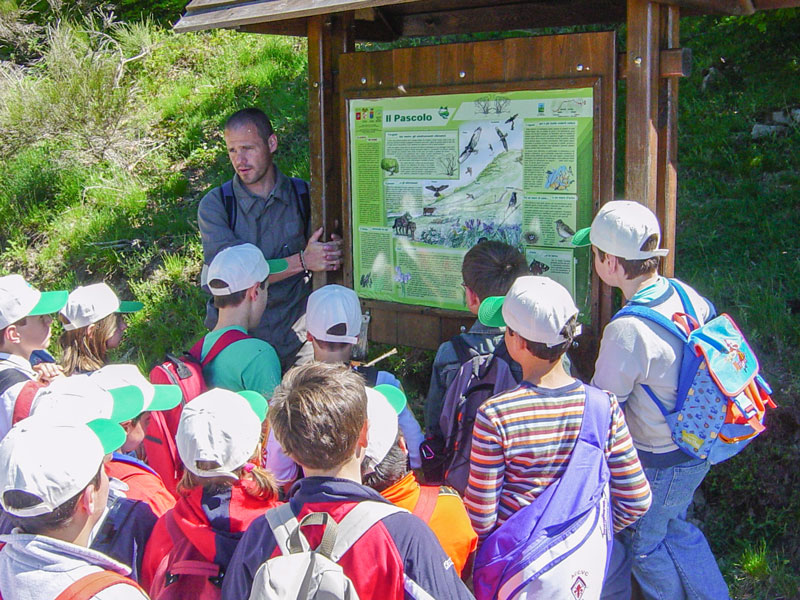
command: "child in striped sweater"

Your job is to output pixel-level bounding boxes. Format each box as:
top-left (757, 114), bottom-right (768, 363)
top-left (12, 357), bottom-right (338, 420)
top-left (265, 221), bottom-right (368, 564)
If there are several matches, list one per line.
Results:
top-left (464, 276), bottom-right (651, 541)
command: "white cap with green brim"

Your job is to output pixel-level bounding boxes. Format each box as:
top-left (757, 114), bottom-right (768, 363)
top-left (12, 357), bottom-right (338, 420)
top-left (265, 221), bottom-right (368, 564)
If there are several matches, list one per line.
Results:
top-left (363, 384), bottom-right (408, 473)
top-left (571, 200), bottom-right (669, 260)
top-left (0, 417), bottom-right (125, 517)
top-left (478, 275), bottom-right (581, 348)
top-left (31, 375), bottom-right (146, 424)
top-left (207, 243), bottom-right (288, 295)
top-left (60, 282), bottom-right (143, 331)
top-left (0, 274), bottom-right (68, 330)
top-left (90, 364), bottom-right (183, 413)
top-left (177, 388), bottom-right (268, 480)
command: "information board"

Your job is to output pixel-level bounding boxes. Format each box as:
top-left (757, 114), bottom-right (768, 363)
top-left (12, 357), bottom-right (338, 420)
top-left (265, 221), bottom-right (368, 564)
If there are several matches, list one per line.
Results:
top-left (349, 88), bottom-right (594, 312)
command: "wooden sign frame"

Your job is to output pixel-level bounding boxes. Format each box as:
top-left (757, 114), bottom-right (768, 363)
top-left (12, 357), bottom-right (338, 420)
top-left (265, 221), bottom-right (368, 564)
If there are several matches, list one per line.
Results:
top-left (334, 32), bottom-right (618, 349)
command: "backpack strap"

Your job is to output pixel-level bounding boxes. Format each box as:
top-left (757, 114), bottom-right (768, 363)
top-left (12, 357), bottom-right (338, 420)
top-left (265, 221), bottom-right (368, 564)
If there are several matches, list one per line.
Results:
top-left (353, 365), bottom-right (379, 387)
top-left (221, 180), bottom-right (237, 231)
top-left (12, 380), bottom-right (43, 425)
top-left (411, 486), bottom-right (439, 524)
top-left (0, 368), bottom-right (30, 396)
top-left (449, 334), bottom-right (473, 366)
top-left (189, 330), bottom-right (251, 366)
top-left (290, 177), bottom-right (311, 235)
top-left (266, 503), bottom-right (308, 554)
top-left (329, 501), bottom-right (406, 562)
top-left (54, 570), bottom-right (142, 600)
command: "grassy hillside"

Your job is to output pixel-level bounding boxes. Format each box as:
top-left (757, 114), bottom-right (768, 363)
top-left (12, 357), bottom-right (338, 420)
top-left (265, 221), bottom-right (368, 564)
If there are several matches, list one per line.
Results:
top-left (1, 6), bottom-right (799, 598)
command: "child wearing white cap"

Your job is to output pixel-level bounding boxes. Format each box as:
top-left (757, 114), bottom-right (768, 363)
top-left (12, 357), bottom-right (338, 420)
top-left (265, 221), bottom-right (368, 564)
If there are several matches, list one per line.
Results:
top-left (360, 384), bottom-right (478, 578)
top-left (0, 274), bottom-right (68, 440)
top-left (0, 417), bottom-right (149, 599)
top-left (305, 284), bottom-right (425, 469)
top-left (463, 276), bottom-right (651, 593)
top-left (573, 200), bottom-right (725, 600)
top-left (202, 243), bottom-right (286, 398)
top-left (140, 388), bottom-right (280, 596)
top-left (58, 282), bottom-right (143, 376)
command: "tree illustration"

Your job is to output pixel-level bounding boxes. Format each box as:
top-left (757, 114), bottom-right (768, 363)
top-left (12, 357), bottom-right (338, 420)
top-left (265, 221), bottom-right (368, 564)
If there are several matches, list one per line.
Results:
top-left (474, 96), bottom-right (492, 114)
top-left (437, 153), bottom-right (458, 176)
top-left (494, 96), bottom-right (510, 114)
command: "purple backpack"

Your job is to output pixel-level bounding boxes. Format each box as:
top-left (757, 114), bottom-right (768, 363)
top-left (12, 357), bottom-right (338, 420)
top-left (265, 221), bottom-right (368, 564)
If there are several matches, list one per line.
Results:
top-left (473, 385), bottom-right (614, 600)
top-left (438, 340), bottom-right (519, 495)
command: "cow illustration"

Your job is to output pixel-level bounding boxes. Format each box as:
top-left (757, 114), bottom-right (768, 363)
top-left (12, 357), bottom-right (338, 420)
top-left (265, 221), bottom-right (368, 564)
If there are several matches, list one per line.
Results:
top-left (423, 207), bottom-right (436, 216)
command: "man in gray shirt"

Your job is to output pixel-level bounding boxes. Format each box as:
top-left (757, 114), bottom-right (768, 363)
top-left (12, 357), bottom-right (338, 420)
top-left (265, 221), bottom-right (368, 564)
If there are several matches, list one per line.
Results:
top-left (198, 108), bottom-right (342, 371)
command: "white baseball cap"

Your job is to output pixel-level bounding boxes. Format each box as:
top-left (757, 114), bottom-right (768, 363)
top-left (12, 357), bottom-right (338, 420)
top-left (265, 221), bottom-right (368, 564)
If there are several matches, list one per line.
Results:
top-left (207, 243), bottom-right (288, 295)
top-left (572, 200), bottom-right (669, 260)
top-left (479, 276), bottom-right (581, 347)
top-left (0, 274), bottom-right (68, 330)
top-left (60, 283), bottom-right (143, 331)
top-left (306, 285), bottom-right (362, 344)
top-left (90, 364), bottom-right (183, 413)
top-left (176, 388), bottom-right (268, 480)
top-left (0, 417), bottom-right (125, 517)
top-left (31, 374), bottom-right (146, 424)
top-left (363, 385), bottom-right (408, 473)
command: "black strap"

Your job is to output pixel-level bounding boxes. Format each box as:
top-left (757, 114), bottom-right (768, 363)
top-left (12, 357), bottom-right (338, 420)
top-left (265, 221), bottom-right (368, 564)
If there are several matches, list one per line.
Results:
top-left (450, 334), bottom-right (473, 365)
top-left (222, 180), bottom-right (237, 230)
top-left (222, 178), bottom-right (310, 234)
top-left (290, 177), bottom-right (311, 235)
top-left (0, 368), bottom-right (30, 396)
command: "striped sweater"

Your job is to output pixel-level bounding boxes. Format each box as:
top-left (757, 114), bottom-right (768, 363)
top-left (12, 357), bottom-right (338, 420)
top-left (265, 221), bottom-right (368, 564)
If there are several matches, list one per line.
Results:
top-left (464, 380), bottom-right (651, 540)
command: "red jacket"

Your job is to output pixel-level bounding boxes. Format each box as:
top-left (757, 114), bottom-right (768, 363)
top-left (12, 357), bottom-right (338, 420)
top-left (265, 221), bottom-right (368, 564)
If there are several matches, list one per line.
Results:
top-left (140, 480), bottom-right (280, 594)
top-left (105, 453), bottom-right (176, 517)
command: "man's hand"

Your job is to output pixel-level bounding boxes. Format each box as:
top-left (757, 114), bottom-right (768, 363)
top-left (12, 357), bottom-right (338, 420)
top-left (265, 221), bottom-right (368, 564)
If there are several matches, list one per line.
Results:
top-left (303, 227), bottom-right (343, 272)
top-left (33, 362), bottom-right (65, 384)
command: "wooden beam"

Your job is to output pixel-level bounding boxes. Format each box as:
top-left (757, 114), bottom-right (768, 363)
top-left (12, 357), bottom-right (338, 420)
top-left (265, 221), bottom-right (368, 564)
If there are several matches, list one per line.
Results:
top-left (655, 0), bottom-right (754, 13)
top-left (617, 48), bottom-right (691, 79)
top-left (400, 1), bottom-right (626, 37)
top-left (625, 0), bottom-right (660, 214)
top-left (308, 14), bottom-right (354, 288)
top-left (656, 4), bottom-right (679, 276)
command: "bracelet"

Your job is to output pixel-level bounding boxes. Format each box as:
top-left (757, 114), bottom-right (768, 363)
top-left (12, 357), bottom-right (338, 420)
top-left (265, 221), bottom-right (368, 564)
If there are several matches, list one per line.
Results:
top-left (299, 250), bottom-right (310, 275)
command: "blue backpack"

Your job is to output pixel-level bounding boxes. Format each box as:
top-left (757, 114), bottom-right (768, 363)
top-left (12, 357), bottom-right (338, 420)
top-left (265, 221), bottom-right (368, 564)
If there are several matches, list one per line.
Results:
top-left (613, 279), bottom-right (775, 464)
top-left (472, 385), bottom-right (613, 600)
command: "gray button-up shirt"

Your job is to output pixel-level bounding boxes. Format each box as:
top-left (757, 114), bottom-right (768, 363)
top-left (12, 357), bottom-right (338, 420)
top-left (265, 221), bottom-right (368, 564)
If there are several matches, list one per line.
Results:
top-left (198, 168), bottom-right (311, 363)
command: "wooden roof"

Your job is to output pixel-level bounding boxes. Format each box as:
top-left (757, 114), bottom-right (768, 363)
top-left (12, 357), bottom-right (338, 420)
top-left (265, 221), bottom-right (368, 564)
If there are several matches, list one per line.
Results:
top-left (175, 0), bottom-right (800, 39)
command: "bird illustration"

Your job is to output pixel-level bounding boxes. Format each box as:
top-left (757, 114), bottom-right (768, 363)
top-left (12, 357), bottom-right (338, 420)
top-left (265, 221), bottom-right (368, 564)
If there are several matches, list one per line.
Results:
top-left (495, 127), bottom-right (509, 152)
top-left (505, 114), bottom-right (519, 130)
top-left (529, 258), bottom-right (550, 275)
top-left (425, 184), bottom-right (449, 198)
top-left (459, 127), bottom-right (481, 163)
top-left (488, 144), bottom-right (494, 153)
top-left (466, 167), bottom-right (473, 176)
top-left (555, 219), bottom-right (575, 242)
top-left (508, 192), bottom-right (517, 208)
top-left (466, 193), bottom-right (475, 201)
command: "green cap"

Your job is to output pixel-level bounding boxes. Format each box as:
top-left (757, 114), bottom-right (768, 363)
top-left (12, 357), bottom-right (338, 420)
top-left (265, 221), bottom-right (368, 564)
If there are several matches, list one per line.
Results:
top-left (147, 384), bottom-right (183, 412)
top-left (478, 295), bottom-right (507, 328)
top-left (238, 390), bottom-right (268, 422)
top-left (118, 300), bottom-right (144, 313)
top-left (267, 259), bottom-right (289, 276)
top-left (374, 384), bottom-right (407, 414)
top-left (29, 290), bottom-right (69, 316)
top-left (86, 418), bottom-right (127, 454)
top-left (107, 385), bottom-right (147, 422)
top-left (571, 227), bottom-right (592, 248)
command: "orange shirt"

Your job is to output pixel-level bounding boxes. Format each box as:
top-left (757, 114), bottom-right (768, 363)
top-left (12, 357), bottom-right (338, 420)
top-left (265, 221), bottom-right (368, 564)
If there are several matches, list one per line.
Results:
top-left (381, 472), bottom-right (477, 577)
top-left (105, 457), bottom-right (176, 518)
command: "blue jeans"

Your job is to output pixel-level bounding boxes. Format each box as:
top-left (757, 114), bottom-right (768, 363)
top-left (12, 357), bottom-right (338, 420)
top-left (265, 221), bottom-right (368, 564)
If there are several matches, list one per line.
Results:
top-left (602, 458), bottom-right (729, 600)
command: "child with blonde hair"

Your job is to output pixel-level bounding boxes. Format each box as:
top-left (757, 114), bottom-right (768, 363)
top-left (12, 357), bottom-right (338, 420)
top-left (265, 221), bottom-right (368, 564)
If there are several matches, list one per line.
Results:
top-left (59, 283), bottom-right (142, 376)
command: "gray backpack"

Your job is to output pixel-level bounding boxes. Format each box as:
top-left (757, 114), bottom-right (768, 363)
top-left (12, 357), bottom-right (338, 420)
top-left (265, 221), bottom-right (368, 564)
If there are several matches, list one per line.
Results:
top-left (248, 501), bottom-right (405, 600)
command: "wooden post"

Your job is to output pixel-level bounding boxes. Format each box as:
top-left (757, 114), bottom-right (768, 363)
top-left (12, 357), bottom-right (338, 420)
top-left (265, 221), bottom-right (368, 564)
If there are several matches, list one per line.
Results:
top-left (308, 14), bottom-right (355, 287)
top-left (656, 5), bottom-right (680, 276)
top-left (625, 0), bottom-right (661, 215)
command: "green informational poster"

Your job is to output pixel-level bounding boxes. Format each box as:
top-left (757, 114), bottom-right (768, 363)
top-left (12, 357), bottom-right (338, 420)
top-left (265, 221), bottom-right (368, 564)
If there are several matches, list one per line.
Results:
top-left (349, 88), bottom-right (593, 313)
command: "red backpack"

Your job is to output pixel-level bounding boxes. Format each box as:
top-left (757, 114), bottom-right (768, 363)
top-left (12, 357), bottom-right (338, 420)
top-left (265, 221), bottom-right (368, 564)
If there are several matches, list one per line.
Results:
top-left (144, 330), bottom-right (249, 495)
top-left (149, 512), bottom-right (224, 600)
